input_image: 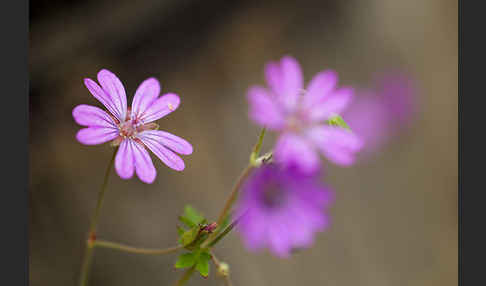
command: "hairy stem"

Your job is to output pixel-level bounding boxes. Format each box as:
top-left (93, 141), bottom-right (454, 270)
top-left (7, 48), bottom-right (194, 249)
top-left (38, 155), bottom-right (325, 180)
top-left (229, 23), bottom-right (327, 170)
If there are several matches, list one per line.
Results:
top-left (79, 148), bottom-right (117, 286)
top-left (94, 240), bottom-right (183, 255)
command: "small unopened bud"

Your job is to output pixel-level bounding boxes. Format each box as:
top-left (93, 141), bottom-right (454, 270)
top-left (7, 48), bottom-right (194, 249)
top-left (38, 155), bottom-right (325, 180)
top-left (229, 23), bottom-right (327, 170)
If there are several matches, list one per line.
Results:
top-left (217, 262), bottom-right (230, 277)
top-left (202, 222), bottom-right (218, 233)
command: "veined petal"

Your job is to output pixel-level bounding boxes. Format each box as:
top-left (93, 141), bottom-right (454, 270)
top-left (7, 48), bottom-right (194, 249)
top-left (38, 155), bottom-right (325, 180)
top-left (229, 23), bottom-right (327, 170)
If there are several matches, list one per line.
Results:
top-left (302, 70), bottom-right (338, 108)
top-left (97, 69), bottom-right (128, 120)
top-left (115, 139), bottom-right (135, 179)
top-left (273, 133), bottom-right (320, 174)
top-left (72, 104), bottom-right (117, 128)
top-left (265, 56), bottom-right (303, 111)
top-left (131, 78), bottom-right (160, 122)
top-left (132, 141), bottom-right (156, 184)
top-left (76, 127), bottom-right (119, 145)
top-left (138, 133), bottom-right (185, 171)
top-left (137, 130), bottom-right (193, 155)
top-left (137, 93), bottom-right (180, 124)
top-left (84, 78), bottom-right (122, 121)
top-left (306, 125), bottom-right (363, 166)
top-left (308, 87), bottom-right (353, 122)
top-left (247, 86), bottom-right (285, 130)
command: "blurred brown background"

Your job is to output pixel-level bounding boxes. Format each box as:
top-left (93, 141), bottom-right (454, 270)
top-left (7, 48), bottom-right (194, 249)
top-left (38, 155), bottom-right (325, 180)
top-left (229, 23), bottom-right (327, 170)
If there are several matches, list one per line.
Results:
top-left (29, 0), bottom-right (457, 285)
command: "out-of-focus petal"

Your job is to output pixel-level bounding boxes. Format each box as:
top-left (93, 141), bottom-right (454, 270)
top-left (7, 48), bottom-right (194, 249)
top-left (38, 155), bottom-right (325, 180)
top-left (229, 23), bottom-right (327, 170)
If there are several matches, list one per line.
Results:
top-left (97, 69), bottom-right (127, 120)
top-left (76, 127), bottom-right (118, 145)
top-left (308, 87), bottom-right (353, 122)
top-left (247, 86), bottom-right (285, 130)
top-left (138, 130), bottom-right (192, 155)
top-left (264, 56), bottom-right (303, 111)
top-left (138, 132), bottom-right (185, 171)
top-left (72, 104), bottom-right (117, 128)
top-left (273, 133), bottom-right (320, 174)
top-left (137, 93), bottom-right (180, 124)
top-left (115, 139), bottom-right (135, 179)
top-left (132, 141), bottom-right (156, 184)
top-left (302, 70), bottom-right (338, 109)
top-left (131, 78), bottom-right (160, 122)
top-left (268, 222), bottom-right (291, 258)
top-left (306, 126), bottom-right (363, 166)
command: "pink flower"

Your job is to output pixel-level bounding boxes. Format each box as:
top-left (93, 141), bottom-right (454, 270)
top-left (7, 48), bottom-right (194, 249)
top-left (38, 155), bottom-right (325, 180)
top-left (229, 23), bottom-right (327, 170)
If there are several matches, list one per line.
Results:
top-left (247, 56), bottom-right (363, 173)
top-left (73, 69), bottom-right (193, 183)
top-left (235, 164), bottom-right (334, 257)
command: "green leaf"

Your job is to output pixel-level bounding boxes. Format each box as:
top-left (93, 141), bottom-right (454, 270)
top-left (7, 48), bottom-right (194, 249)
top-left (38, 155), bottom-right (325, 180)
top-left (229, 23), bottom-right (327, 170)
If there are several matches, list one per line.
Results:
top-left (180, 227), bottom-right (200, 247)
top-left (178, 215), bottom-right (196, 228)
top-left (175, 253), bottom-right (196, 269)
top-left (326, 115), bottom-right (351, 130)
top-left (177, 226), bottom-right (186, 236)
top-left (196, 252), bottom-right (211, 277)
top-left (184, 205), bottom-right (205, 225)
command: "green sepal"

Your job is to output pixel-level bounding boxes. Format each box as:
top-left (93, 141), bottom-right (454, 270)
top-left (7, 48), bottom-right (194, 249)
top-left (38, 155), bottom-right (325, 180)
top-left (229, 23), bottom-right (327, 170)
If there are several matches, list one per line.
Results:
top-left (326, 114), bottom-right (351, 130)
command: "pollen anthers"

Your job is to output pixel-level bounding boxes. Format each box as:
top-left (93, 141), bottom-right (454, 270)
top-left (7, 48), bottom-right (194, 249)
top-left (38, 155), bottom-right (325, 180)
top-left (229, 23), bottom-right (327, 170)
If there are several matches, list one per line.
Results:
top-left (168, 103), bottom-right (175, 111)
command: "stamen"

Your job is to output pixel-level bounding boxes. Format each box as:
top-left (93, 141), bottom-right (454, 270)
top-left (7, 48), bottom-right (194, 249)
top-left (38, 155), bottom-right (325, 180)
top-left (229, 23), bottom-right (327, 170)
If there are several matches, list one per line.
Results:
top-left (168, 103), bottom-right (175, 111)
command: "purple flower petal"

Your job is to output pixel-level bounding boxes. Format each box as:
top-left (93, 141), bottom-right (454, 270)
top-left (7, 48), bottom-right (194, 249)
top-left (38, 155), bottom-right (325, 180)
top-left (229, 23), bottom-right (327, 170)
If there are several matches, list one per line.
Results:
top-left (264, 56), bottom-right (303, 111)
top-left (308, 87), bottom-right (353, 122)
top-left (138, 130), bottom-right (193, 155)
top-left (306, 126), bottom-right (363, 166)
top-left (302, 70), bottom-right (338, 109)
top-left (115, 139), bottom-right (135, 179)
top-left (136, 93), bottom-right (180, 124)
top-left (131, 78), bottom-right (160, 122)
top-left (97, 69), bottom-right (127, 121)
top-left (72, 104), bottom-right (117, 128)
top-left (84, 78), bottom-right (123, 121)
top-left (273, 133), bottom-right (320, 174)
top-left (76, 127), bottom-right (119, 145)
top-left (132, 140), bottom-right (156, 184)
top-left (268, 222), bottom-right (291, 258)
top-left (247, 86), bottom-right (285, 130)
top-left (138, 132), bottom-right (185, 171)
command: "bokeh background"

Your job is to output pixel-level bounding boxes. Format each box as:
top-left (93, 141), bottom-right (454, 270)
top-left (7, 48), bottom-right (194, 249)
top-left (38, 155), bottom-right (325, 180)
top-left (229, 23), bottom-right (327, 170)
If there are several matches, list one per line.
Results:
top-left (29, 0), bottom-right (457, 285)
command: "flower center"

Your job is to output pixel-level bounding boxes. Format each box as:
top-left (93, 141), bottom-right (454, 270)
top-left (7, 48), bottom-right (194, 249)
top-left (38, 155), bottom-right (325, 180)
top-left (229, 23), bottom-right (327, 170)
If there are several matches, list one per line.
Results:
top-left (261, 182), bottom-right (288, 209)
top-left (118, 120), bottom-right (137, 138)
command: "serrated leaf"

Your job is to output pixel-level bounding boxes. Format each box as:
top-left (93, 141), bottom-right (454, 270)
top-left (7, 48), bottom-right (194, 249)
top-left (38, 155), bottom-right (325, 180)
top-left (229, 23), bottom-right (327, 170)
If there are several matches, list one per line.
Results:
top-left (175, 253), bottom-right (196, 269)
top-left (326, 115), bottom-right (351, 130)
top-left (184, 205), bottom-right (205, 225)
top-left (196, 252), bottom-right (211, 277)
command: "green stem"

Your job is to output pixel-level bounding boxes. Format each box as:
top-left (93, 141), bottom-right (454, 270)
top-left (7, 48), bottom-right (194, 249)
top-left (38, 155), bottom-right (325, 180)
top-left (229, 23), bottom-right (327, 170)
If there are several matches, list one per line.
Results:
top-left (210, 251), bottom-right (233, 286)
top-left (174, 266), bottom-right (196, 286)
top-left (206, 217), bottom-right (240, 248)
top-left (79, 148), bottom-right (117, 286)
top-left (94, 240), bottom-right (183, 255)
top-left (250, 127), bottom-right (266, 166)
top-left (201, 128), bottom-right (266, 249)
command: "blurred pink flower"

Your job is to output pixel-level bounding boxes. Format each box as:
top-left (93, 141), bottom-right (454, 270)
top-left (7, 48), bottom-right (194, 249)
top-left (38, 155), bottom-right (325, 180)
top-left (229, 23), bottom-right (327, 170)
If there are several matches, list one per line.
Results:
top-left (235, 164), bottom-right (334, 258)
top-left (247, 56), bottom-right (363, 174)
top-left (343, 72), bottom-right (417, 157)
top-left (73, 69), bottom-right (193, 183)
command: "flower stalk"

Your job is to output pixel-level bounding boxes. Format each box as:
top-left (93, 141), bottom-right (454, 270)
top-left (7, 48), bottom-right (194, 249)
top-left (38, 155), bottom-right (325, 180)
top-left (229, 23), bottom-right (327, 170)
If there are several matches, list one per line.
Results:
top-left (94, 240), bottom-right (183, 255)
top-left (79, 148), bottom-right (117, 286)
